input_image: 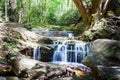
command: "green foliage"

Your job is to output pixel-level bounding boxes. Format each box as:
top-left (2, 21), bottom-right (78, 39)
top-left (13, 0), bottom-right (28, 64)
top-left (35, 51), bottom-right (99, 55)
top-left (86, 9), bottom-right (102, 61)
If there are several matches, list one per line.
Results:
top-left (115, 8), bottom-right (120, 15)
top-left (106, 73), bottom-right (116, 80)
top-left (24, 0), bottom-right (61, 27)
top-left (49, 25), bottom-right (73, 31)
top-left (0, 0), bottom-right (78, 27)
top-left (3, 42), bottom-right (20, 56)
top-left (57, 9), bottom-right (81, 26)
top-left (47, 0), bottom-right (61, 14)
top-left (28, 6), bottom-right (45, 26)
top-left (45, 13), bottom-right (57, 25)
top-left (86, 0), bottom-right (92, 7)
top-left (118, 0), bottom-right (120, 3)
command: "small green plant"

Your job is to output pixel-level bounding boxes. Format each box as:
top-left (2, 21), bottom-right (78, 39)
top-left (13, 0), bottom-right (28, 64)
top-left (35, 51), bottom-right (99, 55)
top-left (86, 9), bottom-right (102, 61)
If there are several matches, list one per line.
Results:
top-left (3, 42), bottom-right (20, 56)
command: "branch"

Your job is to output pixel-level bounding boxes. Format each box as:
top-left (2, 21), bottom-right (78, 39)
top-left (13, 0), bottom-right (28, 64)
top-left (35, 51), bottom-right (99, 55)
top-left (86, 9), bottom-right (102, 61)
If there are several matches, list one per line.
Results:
top-left (91, 0), bottom-right (101, 14)
top-left (91, 0), bottom-right (111, 18)
top-left (102, 0), bottom-right (111, 16)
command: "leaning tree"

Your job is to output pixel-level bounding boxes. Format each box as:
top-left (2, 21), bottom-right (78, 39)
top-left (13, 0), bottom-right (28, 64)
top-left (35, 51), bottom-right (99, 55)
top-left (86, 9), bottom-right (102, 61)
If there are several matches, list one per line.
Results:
top-left (73, 0), bottom-right (112, 25)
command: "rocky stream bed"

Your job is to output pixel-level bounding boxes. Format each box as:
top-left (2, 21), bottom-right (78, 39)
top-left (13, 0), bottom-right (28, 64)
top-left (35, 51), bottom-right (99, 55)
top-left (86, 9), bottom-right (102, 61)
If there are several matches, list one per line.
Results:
top-left (0, 23), bottom-right (120, 80)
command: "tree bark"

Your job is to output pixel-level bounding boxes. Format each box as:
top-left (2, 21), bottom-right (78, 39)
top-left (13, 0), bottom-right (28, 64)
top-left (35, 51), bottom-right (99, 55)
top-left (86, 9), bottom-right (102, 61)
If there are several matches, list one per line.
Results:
top-left (73, 0), bottom-right (112, 25)
top-left (7, 0), bottom-right (19, 22)
top-left (101, 0), bottom-right (111, 17)
top-left (18, 0), bottom-right (24, 23)
top-left (73, 0), bottom-right (92, 24)
top-left (91, 0), bottom-right (101, 14)
top-left (5, 0), bottom-right (9, 22)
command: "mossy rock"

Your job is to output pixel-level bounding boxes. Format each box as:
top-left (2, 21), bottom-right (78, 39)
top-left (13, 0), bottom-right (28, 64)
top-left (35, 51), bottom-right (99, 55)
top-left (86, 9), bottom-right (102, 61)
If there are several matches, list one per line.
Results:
top-left (82, 39), bottom-right (120, 66)
top-left (79, 18), bottom-right (120, 41)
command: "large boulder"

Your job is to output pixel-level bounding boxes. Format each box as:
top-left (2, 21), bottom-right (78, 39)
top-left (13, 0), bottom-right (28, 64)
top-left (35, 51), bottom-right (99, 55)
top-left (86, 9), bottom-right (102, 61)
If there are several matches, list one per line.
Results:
top-left (79, 17), bottom-right (120, 41)
top-left (8, 55), bottom-right (67, 79)
top-left (40, 46), bottom-right (54, 62)
top-left (82, 39), bottom-right (120, 66)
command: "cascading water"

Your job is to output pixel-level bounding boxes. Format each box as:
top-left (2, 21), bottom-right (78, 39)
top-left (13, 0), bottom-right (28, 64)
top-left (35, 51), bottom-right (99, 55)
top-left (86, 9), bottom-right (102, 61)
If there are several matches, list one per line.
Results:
top-left (32, 40), bottom-right (91, 63)
top-left (52, 40), bottom-right (91, 63)
top-left (33, 46), bottom-right (41, 60)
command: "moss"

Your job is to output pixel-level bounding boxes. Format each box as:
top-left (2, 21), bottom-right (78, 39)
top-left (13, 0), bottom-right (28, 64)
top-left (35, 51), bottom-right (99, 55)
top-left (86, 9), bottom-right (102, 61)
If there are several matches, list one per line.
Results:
top-left (3, 42), bottom-right (20, 56)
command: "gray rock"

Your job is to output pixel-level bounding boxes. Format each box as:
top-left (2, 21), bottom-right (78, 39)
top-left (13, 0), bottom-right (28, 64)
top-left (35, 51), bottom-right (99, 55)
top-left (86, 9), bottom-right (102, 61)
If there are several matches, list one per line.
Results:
top-left (82, 39), bottom-right (120, 66)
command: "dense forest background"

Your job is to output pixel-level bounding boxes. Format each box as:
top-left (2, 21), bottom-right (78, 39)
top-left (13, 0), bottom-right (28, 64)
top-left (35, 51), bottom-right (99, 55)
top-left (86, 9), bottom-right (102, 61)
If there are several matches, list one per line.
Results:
top-left (0, 0), bottom-right (120, 36)
top-left (0, 0), bottom-right (81, 27)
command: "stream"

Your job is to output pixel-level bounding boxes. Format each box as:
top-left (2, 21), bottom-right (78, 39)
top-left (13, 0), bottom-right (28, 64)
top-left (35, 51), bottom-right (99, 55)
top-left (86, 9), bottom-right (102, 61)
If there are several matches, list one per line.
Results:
top-left (32, 30), bottom-right (92, 64)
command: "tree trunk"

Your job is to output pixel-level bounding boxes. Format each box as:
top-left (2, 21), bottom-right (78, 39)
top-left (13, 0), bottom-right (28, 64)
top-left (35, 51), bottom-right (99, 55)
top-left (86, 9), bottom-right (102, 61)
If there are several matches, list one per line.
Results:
top-left (5, 0), bottom-right (8, 22)
top-left (73, 0), bottom-right (112, 25)
top-left (67, 0), bottom-right (70, 8)
top-left (73, 0), bottom-right (92, 24)
top-left (27, 0), bottom-right (31, 23)
top-left (18, 0), bottom-right (24, 23)
top-left (7, 0), bottom-right (18, 22)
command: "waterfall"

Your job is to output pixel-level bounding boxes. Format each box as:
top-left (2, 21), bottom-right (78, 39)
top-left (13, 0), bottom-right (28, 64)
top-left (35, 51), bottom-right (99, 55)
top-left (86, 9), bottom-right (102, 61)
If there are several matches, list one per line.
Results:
top-left (33, 47), bottom-right (41, 61)
top-left (52, 40), bottom-right (91, 63)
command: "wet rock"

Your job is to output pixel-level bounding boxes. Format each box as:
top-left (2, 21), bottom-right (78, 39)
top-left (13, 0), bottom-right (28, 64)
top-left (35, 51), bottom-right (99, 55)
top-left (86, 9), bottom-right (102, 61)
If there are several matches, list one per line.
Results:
top-left (40, 46), bottom-right (54, 62)
top-left (20, 47), bottom-right (33, 58)
top-left (82, 39), bottom-right (120, 66)
top-left (38, 37), bottom-right (53, 44)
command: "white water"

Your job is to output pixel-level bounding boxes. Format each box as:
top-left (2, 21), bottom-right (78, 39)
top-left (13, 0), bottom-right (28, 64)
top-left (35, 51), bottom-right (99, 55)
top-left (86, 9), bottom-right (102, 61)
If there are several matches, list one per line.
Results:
top-left (32, 40), bottom-right (92, 63)
top-left (33, 47), bottom-right (41, 60)
top-left (52, 40), bottom-right (91, 63)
